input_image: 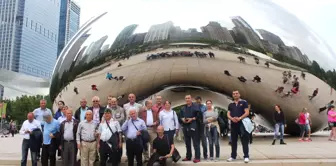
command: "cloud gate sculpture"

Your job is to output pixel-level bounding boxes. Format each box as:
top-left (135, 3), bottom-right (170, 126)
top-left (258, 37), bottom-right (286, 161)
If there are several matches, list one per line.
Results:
top-left (50, 0), bottom-right (336, 135)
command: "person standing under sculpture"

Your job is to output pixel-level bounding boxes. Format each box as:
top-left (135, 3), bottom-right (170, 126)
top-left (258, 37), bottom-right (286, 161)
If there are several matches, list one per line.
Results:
top-left (159, 100), bottom-right (179, 147)
top-left (76, 111), bottom-right (98, 166)
top-left (152, 95), bottom-right (164, 113)
top-left (139, 100), bottom-right (159, 162)
top-left (194, 96), bottom-right (207, 160)
top-left (20, 112), bottom-right (42, 166)
top-left (33, 99), bottom-right (52, 160)
top-left (74, 98), bottom-right (89, 122)
top-left (272, 105), bottom-right (286, 145)
top-left (226, 90), bottom-right (250, 163)
top-left (60, 109), bottom-right (79, 166)
top-left (123, 93), bottom-right (143, 119)
top-left (203, 100), bottom-right (220, 161)
top-left (41, 112), bottom-right (60, 166)
top-left (180, 95), bottom-right (201, 163)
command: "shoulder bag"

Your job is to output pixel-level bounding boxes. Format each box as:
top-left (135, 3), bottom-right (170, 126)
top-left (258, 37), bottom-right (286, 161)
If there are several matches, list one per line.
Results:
top-left (106, 122), bottom-right (119, 151)
top-left (131, 120), bottom-right (150, 143)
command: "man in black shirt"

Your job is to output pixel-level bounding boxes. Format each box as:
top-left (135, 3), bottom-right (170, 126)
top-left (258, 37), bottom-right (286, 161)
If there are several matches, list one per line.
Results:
top-left (180, 95), bottom-right (201, 163)
top-left (152, 126), bottom-right (174, 166)
top-left (227, 90), bottom-right (250, 163)
top-left (308, 88), bottom-right (318, 100)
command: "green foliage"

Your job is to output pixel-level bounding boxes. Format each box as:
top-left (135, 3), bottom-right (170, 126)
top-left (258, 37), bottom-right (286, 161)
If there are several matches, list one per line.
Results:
top-left (3, 95), bottom-right (52, 125)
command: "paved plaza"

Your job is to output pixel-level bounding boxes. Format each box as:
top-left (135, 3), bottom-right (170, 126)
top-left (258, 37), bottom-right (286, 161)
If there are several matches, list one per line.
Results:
top-left (0, 132), bottom-right (335, 166)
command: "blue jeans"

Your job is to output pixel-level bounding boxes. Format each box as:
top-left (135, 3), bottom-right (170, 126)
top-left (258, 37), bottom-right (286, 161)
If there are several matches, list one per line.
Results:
top-left (299, 124), bottom-right (306, 138)
top-left (274, 123), bottom-right (284, 139)
top-left (205, 126), bottom-right (220, 158)
top-left (21, 139), bottom-right (37, 166)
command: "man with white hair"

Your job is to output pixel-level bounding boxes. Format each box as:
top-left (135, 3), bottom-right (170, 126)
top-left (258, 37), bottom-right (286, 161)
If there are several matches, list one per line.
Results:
top-left (123, 93), bottom-right (142, 119)
top-left (76, 110), bottom-right (98, 166)
top-left (41, 111), bottom-right (60, 166)
top-left (122, 109), bottom-right (147, 166)
top-left (89, 96), bottom-right (106, 124)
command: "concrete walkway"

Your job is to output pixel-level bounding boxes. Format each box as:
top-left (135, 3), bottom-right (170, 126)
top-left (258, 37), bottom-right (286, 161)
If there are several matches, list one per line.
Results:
top-left (0, 132), bottom-right (335, 165)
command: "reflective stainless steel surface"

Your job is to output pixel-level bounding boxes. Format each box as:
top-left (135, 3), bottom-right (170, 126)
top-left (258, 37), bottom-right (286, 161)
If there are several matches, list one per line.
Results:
top-left (50, 0), bottom-right (336, 134)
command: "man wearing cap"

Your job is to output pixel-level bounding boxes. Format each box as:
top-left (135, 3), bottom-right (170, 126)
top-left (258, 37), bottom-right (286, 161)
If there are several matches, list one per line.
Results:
top-left (41, 112), bottom-right (60, 166)
top-left (97, 108), bottom-right (122, 166)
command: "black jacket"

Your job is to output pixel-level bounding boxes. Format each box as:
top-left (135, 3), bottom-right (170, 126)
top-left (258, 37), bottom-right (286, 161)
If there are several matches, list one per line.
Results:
top-left (88, 106), bottom-right (106, 122)
top-left (74, 106), bottom-right (89, 121)
top-left (30, 128), bottom-right (43, 152)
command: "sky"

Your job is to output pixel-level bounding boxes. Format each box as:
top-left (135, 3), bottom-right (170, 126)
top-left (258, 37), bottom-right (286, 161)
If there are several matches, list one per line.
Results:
top-left (73, 0), bottom-right (336, 69)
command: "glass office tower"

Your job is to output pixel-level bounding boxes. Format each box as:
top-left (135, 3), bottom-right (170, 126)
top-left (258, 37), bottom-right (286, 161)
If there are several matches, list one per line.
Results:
top-left (57, 0), bottom-right (80, 57)
top-left (0, 0), bottom-right (60, 78)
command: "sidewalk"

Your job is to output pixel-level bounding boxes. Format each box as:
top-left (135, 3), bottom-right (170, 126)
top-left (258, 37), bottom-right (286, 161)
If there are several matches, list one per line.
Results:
top-left (0, 133), bottom-right (335, 166)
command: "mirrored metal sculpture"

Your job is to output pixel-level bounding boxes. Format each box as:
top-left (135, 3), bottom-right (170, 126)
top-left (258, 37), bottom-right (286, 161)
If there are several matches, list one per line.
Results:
top-left (50, 0), bottom-right (336, 135)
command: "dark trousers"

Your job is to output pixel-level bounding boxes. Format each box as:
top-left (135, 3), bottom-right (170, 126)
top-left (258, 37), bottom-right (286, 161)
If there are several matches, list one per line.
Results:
top-left (164, 129), bottom-right (175, 144)
top-left (199, 124), bottom-right (208, 159)
top-left (205, 126), bottom-right (220, 158)
top-left (126, 139), bottom-right (143, 166)
top-left (99, 140), bottom-right (119, 166)
top-left (230, 123), bottom-right (249, 159)
top-left (41, 144), bottom-right (56, 166)
top-left (249, 132), bottom-right (253, 143)
top-left (21, 139), bottom-right (37, 166)
top-left (62, 141), bottom-right (76, 166)
top-left (183, 129), bottom-right (200, 160)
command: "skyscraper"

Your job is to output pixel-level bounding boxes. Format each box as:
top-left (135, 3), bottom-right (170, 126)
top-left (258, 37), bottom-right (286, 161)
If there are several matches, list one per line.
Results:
top-left (0, 0), bottom-right (60, 78)
top-left (201, 22), bottom-right (234, 43)
top-left (57, 0), bottom-right (81, 56)
top-left (144, 21), bottom-right (173, 43)
top-left (256, 29), bottom-right (285, 45)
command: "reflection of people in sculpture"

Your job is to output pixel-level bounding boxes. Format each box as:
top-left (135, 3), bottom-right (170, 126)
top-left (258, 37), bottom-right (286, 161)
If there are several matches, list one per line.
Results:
top-left (301, 71), bottom-right (306, 80)
top-left (238, 56), bottom-right (245, 63)
top-left (106, 72), bottom-right (113, 80)
top-left (254, 57), bottom-right (259, 64)
top-left (74, 87), bottom-right (78, 95)
top-left (275, 86), bottom-right (284, 93)
top-left (282, 76), bottom-right (288, 84)
top-left (238, 76), bottom-right (247, 83)
top-left (91, 85), bottom-right (98, 91)
top-left (281, 87), bottom-right (298, 98)
top-left (319, 100), bottom-right (334, 113)
top-left (265, 61), bottom-right (269, 68)
top-left (118, 62), bottom-right (122, 67)
top-left (308, 88), bottom-right (318, 100)
top-left (281, 91), bottom-right (291, 98)
top-left (252, 75), bottom-right (261, 83)
top-left (224, 70), bottom-right (231, 76)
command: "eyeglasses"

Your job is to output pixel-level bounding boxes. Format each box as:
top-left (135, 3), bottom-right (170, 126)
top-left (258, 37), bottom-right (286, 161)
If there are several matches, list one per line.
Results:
top-left (93, 100), bottom-right (99, 102)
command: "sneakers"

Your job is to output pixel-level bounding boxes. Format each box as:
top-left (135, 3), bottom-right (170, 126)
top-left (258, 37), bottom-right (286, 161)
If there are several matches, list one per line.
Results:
top-left (227, 157), bottom-right (235, 162)
top-left (227, 157), bottom-right (249, 163)
top-left (182, 158), bottom-right (191, 161)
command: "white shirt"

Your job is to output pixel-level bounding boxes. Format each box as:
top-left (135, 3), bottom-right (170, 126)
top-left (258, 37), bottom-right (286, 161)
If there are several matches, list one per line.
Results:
top-left (146, 110), bottom-right (154, 126)
top-left (98, 120), bottom-right (121, 142)
top-left (58, 115), bottom-right (75, 124)
top-left (123, 102), bottom-right (142, 118)
top-left (19, 119), bottom-right (41, 139)
top-left (159, 109), bottom-right (179, 131)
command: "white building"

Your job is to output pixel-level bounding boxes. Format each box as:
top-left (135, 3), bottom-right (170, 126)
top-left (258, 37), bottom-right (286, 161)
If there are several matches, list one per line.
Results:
top-left (144, 21), bottom-right (173, 43)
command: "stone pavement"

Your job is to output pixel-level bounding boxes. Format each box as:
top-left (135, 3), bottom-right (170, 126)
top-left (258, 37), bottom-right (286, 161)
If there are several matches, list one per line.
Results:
top-left (0, 132), bottom-right (335, 166)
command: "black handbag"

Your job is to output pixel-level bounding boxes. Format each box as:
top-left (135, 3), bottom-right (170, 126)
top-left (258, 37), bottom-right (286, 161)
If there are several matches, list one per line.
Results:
top-left (131, 120), bottom-right (150, 143)
top-left (106, 122), bottom-right (119, 151)
top-left (165, 135), bottom-right (181, 163)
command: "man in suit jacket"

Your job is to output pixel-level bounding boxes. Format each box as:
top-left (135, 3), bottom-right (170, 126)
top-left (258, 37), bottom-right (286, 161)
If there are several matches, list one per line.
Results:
top-left (89, 96), bottom-right (106, 124)
top-left (59, 109), bottom-right (79, 166)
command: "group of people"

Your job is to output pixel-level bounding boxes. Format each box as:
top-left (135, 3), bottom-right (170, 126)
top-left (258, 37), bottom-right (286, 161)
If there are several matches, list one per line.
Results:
top-left (146, 51), bottom-right (215, 60)
top-left (20, 90), bottom-right (257, 166)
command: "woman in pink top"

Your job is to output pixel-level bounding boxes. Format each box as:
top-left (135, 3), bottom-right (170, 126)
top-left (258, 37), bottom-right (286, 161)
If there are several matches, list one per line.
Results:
top-left (298, 109), bottom-right (307, 141)
top-left (327, 105), bottom-right (336, 141)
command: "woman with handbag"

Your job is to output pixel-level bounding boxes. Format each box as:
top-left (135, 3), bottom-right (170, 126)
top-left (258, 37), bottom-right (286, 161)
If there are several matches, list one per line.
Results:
top-left (159, 100), bottom-right (180, 144)
top-left (203, 100), bottom-right (220, 161)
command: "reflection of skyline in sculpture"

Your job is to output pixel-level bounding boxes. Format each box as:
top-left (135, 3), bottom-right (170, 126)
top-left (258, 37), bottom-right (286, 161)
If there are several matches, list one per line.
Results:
top-left (201, 22), bottom-right (234, 43)
top-left (144, 21), bottom-right (173, 43)
top-left (83, 35), bottom-right (108, 63)
top-left (111, 24), bottom-right (138, 49)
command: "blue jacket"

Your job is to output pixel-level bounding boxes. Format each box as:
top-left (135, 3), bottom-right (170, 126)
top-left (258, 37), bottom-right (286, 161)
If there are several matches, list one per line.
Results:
top-left (180, 103), bottom-right (201, 131)
top-left (54, 109), bottom-right (62, 120)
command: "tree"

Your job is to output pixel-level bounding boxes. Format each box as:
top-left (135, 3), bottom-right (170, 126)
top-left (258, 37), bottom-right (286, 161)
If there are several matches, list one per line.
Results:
top-left (4, 95), bottom-right (52, 125)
